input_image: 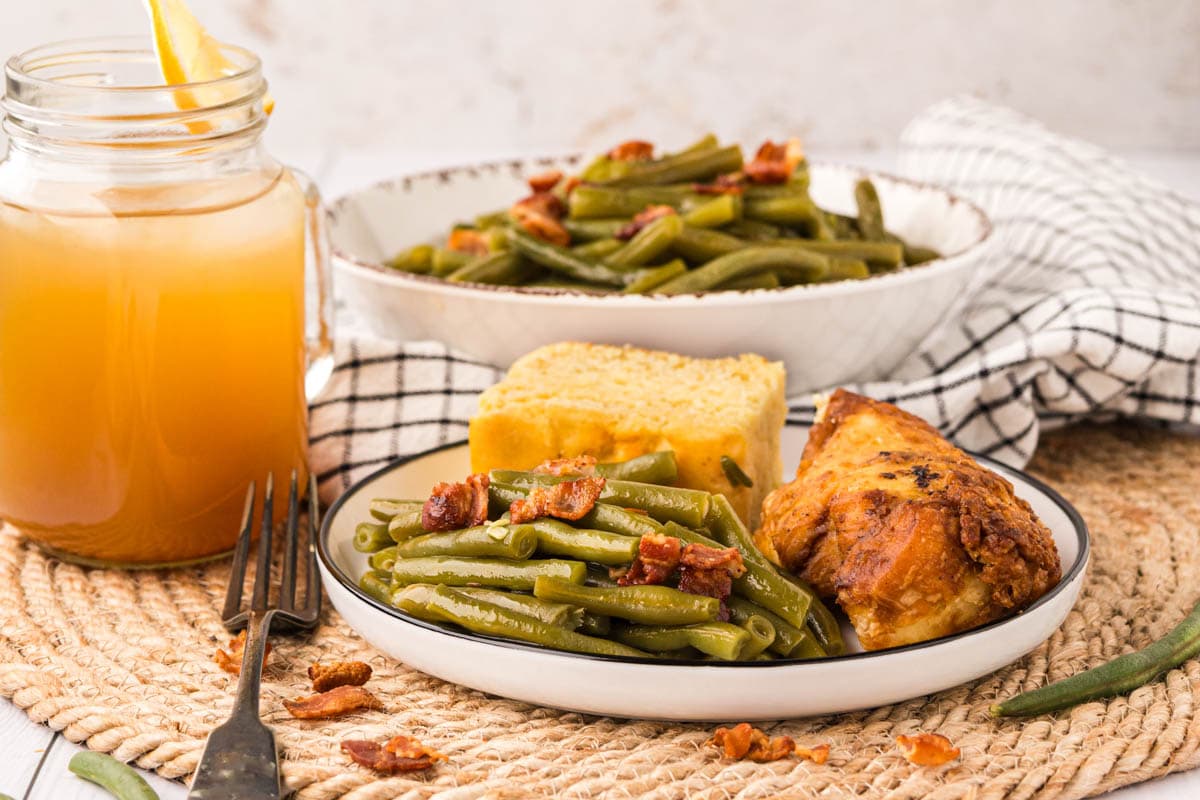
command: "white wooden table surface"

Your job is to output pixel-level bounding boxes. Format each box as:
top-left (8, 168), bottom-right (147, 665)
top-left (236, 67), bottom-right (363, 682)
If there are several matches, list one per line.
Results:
top-left (2, 146), bottom-right (1198, 800)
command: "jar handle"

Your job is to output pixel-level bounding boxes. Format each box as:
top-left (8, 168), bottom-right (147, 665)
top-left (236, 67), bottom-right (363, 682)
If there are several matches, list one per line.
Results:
top-left (290, 167), bottom-right (335, 400)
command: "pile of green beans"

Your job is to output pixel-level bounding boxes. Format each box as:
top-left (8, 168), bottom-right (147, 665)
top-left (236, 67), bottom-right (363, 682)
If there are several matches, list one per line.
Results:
top-left (384, 135), bottom-right (941, 294)
top-left (354, 450), bottom-right (843, 661)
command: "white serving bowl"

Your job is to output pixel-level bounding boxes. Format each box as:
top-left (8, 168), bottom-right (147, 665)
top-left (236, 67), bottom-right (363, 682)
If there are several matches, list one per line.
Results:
top-left (330, 158), bottom-right (992, 393)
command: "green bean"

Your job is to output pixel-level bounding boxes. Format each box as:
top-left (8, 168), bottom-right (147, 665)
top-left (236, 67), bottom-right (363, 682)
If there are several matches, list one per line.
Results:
top-left (563, 218), bottom-right (626, 242)
top-left (736, 614), bottom-right (777, 659)
top-left (396, 584), bottom-right (652, 659)
top-left (369, 545), bottom-right (399, 572)
top-left (397, 523), bottom-right (538, 559)
top-left (743, 176), bottom-right (812, 198)
top-left (767, 238), bottom-right (903, 269)
top-left (727, 596), bottom-right (824, 659)
top-left (530, 518), bottom-right (640, 564)
top-left (606, 144), bottom-right (743, 187)
top-left (672, 225), bottom-right (745, 262)
top-left (447, 251), bottom-right (540, 285)
top-left (487, 481), bottom-right (528, 516)
top-left (392, 556), bottom-right (586, 590)
top-left (992, 598), bottom-right (1200, 717)
top-left (571, 237), bottom-right (623, 260)
top-left (568, 185), bottom-right (691, 219)
top-left (579, 154), bottom-right (632, 184)
top-left (655, 247), bottom-right (829, 295)
top-left (496, 473), bottom-right (711, 528)
top-left (474, 209), bottom-right (509, 229)
top-left (594, 451), bottom-right (679, 484)
top-left (723, 218), bottom-right (786, 241)
top-left (682, 194), bottom-right (742, 228)
top-left (492, 482), bottom-right (667, 539)
top-left (828, 211), bottom-right (861, 239)
top-left (716, 272), bottom-right (780, 291)
top-left (803, 586), bottom-right (845, 655)
top-left (675, 133), bottom-right (719, 154)
top-left (534, 576), bottom-right (720, 625)
top-left (68, 752), bottom-right (159, 800)
top-left (854, 178), bottom-right (886, 241)
top-left (822, 258), bottom-right (870, 281)
top-left (743, 193), bottom-right (825, 232)
top-left (0, 792), bottom-right (14, 800)
top-left (431, 247), bottom-right (472, 277)
top-left (622, 260), bottom-right (688, 294)
top-left (720, 455), bottom-right (754, 488)
top-left (606, 214), bottom-right (684, 268)
top-left (387, 508), bottom-right (426, 542)
top-left (369, 498), bottom-right (423, 522)
top-left (903, 244), bottom-right (942, 265)
top-left (578, 611), bottom-right (612, 636)
top-left (613, 621), bottom-right (752, 660)
top-left (450, 587), bottom-right (584, 628)
top-left (358, 569), bottom-right (393, 605)
top-left (387, 243), bottom-right (434, 274)
top-left (507, 228), bottom-right (629, 287)
top-left (353, 521), bottom-right (394, 553)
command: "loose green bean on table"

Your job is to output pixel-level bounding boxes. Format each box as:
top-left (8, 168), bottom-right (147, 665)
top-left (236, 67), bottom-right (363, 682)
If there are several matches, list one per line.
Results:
top-left (68, 752), bottom-right (160, 800)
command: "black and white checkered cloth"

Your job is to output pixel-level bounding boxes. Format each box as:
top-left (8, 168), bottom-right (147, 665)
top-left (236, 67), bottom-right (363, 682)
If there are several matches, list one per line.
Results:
top-left (310, 96), bottom-right (1200, 501)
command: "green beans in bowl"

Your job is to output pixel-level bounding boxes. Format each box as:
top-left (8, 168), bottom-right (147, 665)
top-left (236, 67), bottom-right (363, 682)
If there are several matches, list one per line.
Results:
top-left (329, 138), bottom-right (992, 392)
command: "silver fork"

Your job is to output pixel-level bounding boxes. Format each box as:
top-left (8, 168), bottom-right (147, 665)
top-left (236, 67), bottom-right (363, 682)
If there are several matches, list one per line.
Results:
top-left (189, 471), bottom-right (322, 800)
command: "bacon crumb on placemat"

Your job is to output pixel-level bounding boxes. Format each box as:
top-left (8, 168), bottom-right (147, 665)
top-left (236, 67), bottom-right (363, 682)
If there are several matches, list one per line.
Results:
top-left (283, 685), bottom-right (383, 719)
top-left (213, 630), bottom-right (270, 675)
top-left (308, 661), bottom-right (373, 692)
top-left (510, 476), bottom-right (605, 523)
top-left (422, 473), bottom-right (490, 532)
top-left (896, 733), bottom-right (960, 766)
top-left (708, 723), bottom-right (803, 763)
top-left (342, 735), bottom-right (447, 773)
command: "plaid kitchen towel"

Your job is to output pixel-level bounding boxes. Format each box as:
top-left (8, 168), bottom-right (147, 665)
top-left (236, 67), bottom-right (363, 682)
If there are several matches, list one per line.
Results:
top-left (310, 96), bottom-right (1200, 500)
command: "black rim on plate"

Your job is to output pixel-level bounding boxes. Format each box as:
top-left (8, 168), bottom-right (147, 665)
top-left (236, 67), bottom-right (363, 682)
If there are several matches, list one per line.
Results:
top-left (317, 439), bottom-right (1091, 667)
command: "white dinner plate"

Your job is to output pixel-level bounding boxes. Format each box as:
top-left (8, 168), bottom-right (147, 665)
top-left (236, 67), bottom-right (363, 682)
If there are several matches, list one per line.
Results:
top-left (317, 427), bottom-right (1090, 721)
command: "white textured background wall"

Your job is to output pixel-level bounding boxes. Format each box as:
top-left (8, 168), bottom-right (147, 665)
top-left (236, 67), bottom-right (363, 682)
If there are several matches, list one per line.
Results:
top-left (1, 0), bottom-right (1197, 162)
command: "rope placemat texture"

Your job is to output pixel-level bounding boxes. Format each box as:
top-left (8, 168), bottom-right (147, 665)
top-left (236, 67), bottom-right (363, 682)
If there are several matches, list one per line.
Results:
top-left (2, 422), bottom-right (1198, 799)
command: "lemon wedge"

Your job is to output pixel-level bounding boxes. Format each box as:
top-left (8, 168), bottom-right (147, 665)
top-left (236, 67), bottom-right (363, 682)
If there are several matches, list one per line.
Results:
top-left (143, 0), bottom-right (274, 120)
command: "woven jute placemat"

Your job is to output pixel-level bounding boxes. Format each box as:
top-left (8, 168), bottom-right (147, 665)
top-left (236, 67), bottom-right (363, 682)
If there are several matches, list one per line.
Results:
top-left (2, 422), bottom-right (1199, 799)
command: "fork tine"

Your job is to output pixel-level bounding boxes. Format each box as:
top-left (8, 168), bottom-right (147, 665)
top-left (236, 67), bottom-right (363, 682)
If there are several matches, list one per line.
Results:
top-left (222, 482), bottom-right (256, 625)
top-left (304, 473), bottom-right (322, 619)
top-left (278, 470), bottom-right (300, 613)
top-left (250, 473), bottom-right (274, 612)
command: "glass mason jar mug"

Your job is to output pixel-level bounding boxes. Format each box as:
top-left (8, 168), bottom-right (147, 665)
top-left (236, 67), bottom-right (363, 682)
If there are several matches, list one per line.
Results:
top-left (0, 37), bottom-right (333, 565)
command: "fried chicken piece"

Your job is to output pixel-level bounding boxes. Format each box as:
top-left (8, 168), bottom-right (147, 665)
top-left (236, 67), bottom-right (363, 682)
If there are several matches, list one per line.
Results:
top-left (755, 389), bottom-right (1061, 650)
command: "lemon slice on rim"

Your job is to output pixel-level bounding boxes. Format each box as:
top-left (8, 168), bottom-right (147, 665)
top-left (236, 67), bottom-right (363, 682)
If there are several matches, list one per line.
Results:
top-left (143, 0), bottom-right (274, 120)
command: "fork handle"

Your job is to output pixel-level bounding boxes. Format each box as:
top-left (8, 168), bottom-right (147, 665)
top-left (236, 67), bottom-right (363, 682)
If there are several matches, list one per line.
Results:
top-left (189, 610), bottom-right (281, 800)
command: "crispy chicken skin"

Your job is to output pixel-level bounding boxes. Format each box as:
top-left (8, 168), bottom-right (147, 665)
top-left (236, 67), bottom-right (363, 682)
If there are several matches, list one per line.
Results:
top-left (755, 389), bottom-right (1061, 650)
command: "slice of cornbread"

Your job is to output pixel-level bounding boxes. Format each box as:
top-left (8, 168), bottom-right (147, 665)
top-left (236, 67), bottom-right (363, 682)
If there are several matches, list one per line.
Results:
top-left (469, 343), bottom-right (786, 527)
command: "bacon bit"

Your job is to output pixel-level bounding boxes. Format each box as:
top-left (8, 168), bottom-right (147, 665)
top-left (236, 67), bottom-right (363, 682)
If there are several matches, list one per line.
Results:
top-left (422, 473), bottom-right (490, 532)
top-left (447, 228), bottom-right (490, 256)
top-left (308, 661), bottom-right (373, 693)
top-left (709, 723), bottom-right (796, 762)
top-left (510, 192), bottom-right (570, 246)
top-left (896, 733), bottom-right (960, 766)
top-left (512, 191), bottom-right (565, 220)
top-left (283, 685), bottom-right (383, 719)
top-left (693, 173), bottom-right (745, 195)
top-left (615, 204), bottom-right (677, 241)
top-left (678, 543), bottom-right (747, 615)
top-left (561, 176), bottom-right (582, 195)
top-left (509, 476), bottom-right (606, 524)
top-left (213, 630), bottom-right (270, 675)
top-left (608, 139), bottom-right (654, 161)
top-left (619, 533), bottom-right (682, 586)
top-left (796, 743), bottom-right (831, 764)
top-left (527, 169), bottom-right (563, 193)
top-left (342, 735), bottom-right (447, 773)
top-left (533, 455), bottom-right (598, 477)
top-left (744, 138), bottom-right (804, 185)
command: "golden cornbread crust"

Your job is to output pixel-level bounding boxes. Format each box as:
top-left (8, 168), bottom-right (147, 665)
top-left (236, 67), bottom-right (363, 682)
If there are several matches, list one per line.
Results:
top-left (469, 343), bottom-right (786, 526)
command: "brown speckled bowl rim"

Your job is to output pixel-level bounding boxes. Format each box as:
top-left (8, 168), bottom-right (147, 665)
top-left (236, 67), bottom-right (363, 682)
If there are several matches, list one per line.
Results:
top-left (329, 155), bottom-right (995, 302)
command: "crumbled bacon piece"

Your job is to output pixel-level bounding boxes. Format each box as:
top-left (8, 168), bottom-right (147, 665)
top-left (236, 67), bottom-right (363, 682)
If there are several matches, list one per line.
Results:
top-left (677, 543), bottom-right (746, 615)
top-left (527, 169), bottom-right (563, 193)
top-left (510, 192), bottom-right (570, 245)
top-left (561, 176), bottom-right (582, 195)
top-left (283, 685), bottom-right (383, 719)
top-left (422, 473), bottom-right (490, 532)
top-left (213, 630), bottom-right (270, 675)
top-left (744, 138), bottom-right (804, 185)
top-left (342, 735), bottom-right (447, 773)
top-left (447, 228), bottom-right (490, 256)
top-left (896, 733), bottom-right (960, 766)
top-left (796, 744), bottom-right (831, 764)
top-left (608, 140), bottom-right (654, 161)
top-left (709, 723), bottom-right (796, 762)
top-left (619, 533), bottom-right (682, 586)
top-left (512, 191), bottom-right (565, 220)
top-left (615, 205), bottom-right (677, 240)
top-left (693, 173), bottom-right (745, 195)
top-left (308, 661), bottom-right (373, 693)
top-left (533, 455), bottom-right (598, 477)
top-left (509, 476), bottom-right (605, 523)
